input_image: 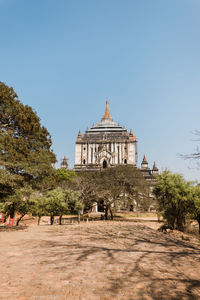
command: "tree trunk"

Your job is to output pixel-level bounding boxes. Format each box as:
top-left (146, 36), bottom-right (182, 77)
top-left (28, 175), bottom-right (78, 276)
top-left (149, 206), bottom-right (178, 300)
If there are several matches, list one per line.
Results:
top-left (105, 206), bottom-right (108, 220)
top-left (109, 207), bottom-right (113, 220)
top-left (176, 213), bottom-right (185, 232)
top-left (59, 215), bottom-right (62, 225)
top-left (10, 206), bottom-right (15, 219)
top-left (78, 212), bottom-right (80, 224)
top-left (37, 216), bottom-right (41, 226)
top-left (157, 213), bottom-right (160, 222)
top-left (16, 214), bottom-right (26, 226)
top-left (197, 216), bottom-right (200, 235)
top-left (50, 215), bottom-right (54, 225)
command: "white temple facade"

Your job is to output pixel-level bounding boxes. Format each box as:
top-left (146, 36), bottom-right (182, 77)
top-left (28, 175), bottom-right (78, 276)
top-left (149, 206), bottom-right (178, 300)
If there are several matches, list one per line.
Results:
top-left (74, 101), bottom-right (138, 171)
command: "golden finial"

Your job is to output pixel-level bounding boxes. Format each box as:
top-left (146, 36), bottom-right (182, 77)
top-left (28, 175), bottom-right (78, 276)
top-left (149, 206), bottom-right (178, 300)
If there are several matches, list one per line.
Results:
top-left (86, 127), bottom-right (89, 133)
top-left (77, 130), bottom-right (82, 140)
top-left (92, 123), bottom-right (94, 128)
top-left (129, 129), bottom-right (133, 136)
top-left (102, 100), bottom-right (112, 119)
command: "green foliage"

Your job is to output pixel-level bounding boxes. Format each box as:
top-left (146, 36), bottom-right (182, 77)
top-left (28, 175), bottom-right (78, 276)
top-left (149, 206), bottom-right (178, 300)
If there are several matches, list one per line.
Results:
top-left (45, 188), bottom-right (67, 218)
top-left (5, 186), bottom-right (34, 224)
top-left (0, 201), bottom-right (6, 215)
top-left (75, 171), bottom-right (99, 211)
top-left (0, 82), bottom-right (57, 213)
top-left (56, 168), bottom-right (77, 190)
top-left (76, 166), bottom-right (151, 219)
top-left (56, 168), bottom-right (76, 182)
top-left (0, 82), bottom-right (56, 189)
top-left (153, 171), bottom-right (193, 231)
top-left (188, 185), bottom-right (200, 234)
top-left (65, 189), bottom-right (82, 213)
top-left (45, 187), bottom-right (81, 224)
top-left (30, 192), bottom-right (47, 217)
top-left (96, 166), bottom-right (151, 219)
top-left (0, 168), bottom-right (23, 200)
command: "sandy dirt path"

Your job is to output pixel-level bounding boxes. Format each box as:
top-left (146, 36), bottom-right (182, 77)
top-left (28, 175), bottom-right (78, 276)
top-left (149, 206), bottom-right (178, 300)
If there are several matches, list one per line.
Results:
top-left (0, 221), bottom-right (200, 300)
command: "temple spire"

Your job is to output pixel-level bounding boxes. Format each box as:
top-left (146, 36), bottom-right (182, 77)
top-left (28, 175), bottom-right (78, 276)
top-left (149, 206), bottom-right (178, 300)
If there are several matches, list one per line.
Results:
top-left (77, 130), bottom-right (82, 141)
top-left (78, 130), bottom-right (81, 137)
top-left (129, 129), bottom-right (134, 140)
top-left (102, 100), bottom-right (112, 120)
top-left (142, 155), bottom-right (148, 164)
top-left (141, 155), bottom-right (149, 169)
top-left (152, 161), bottom-right (159, 175)
top-left (153, 161), bottom-right (158, 171)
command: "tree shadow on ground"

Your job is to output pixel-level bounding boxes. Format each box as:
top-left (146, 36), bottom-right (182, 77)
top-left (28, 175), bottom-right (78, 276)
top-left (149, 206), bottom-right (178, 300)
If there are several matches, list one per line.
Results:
top-left (0, 225), bottom-right (28, 232)
top-left (90, 217), bottom-right (160, 223)
top-left (36, 223), bottom-right (200, 299)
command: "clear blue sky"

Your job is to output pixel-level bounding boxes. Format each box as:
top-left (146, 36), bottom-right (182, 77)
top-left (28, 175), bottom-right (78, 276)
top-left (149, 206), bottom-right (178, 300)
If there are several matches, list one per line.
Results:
top-left (1, 0), bottom-right (200, 181)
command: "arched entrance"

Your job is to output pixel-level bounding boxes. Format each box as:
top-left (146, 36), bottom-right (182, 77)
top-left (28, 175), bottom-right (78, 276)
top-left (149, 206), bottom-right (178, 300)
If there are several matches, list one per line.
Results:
top-left (103, 160), bottom-right (107, 169)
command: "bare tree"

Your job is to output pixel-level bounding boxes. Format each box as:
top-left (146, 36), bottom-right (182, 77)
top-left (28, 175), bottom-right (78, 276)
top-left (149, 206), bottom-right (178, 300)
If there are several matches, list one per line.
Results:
top-left (180, 130), bottom-right (200, 167)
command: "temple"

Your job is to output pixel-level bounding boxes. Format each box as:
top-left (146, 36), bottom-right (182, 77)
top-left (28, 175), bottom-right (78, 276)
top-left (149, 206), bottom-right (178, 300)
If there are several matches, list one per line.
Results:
top-left (74, 100), bottom-right (138, 171)
top-left (74, 101), bottom-right (158, 185)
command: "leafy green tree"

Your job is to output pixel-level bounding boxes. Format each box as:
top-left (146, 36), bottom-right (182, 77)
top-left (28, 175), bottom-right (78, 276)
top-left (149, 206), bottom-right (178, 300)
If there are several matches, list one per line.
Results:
top-left (45, 188), bottom-right (67, 225)
top-left (65, 189), bottom-right (81, 212)
top-left (30, 192), bottom-right (48, 225)
top-left (93, 167), bottom-right (123, 219)
top-left (65, 189), bottom-right (82, 223)
top-left (75, 171), bottom-right (99, 212)
top-left (153, 171), bottom-right (193, 231)
top-left (113, 165), bottom-right (151, 212)
top-left (0, 201), bottom-right (7, 222)
top-left (0, 169), bottom-right (22, 205)
top-left (56, 168), bottom-right (77, 189)
top-left (5, 186), bottom-right (34, 225)
top-left (0, 82), bottom-right (56, 216)
top-left (45, 187), bottom-right (82, 225)
top-left (189, 185), bottom-right (200, 235)
top-left (79, 166), bottom-right (151, 220)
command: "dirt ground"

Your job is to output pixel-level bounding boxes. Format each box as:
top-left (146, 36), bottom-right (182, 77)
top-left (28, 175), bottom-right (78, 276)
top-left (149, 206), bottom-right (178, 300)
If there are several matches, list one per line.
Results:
top-left (1, 218), bottom-right (200, 300)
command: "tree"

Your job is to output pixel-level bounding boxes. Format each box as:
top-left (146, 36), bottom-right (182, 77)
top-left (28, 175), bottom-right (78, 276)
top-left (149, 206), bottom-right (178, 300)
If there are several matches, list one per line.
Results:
top-left (0, 169), bottom-right (22, 205)
top-left (45, 188), bottom-right (67, 225)
top-left (56, 168), bottom-right (77, 189)
top-left (153, 171), bottom-right (193, 231)
top-left (45, 187), bottom-right (82, 225)
top-left (65, 189), bottom-right (82, 223)
top-left (78, 166), bottom-right (151, 220)
top-left (75, 171), bottom-right (99, 212)
top-left (0, 82), bottom-right (56, 216)
top-left (181, 130), bottom-right (200, 168)
top-left (189, 185), bottom-right (200, 235)
top-left (30, 192), bottom-right (48, 225)
top-left (113, 165), bottom-right (151, 212)
top-left (5, 186), bottom-right (34, 225)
